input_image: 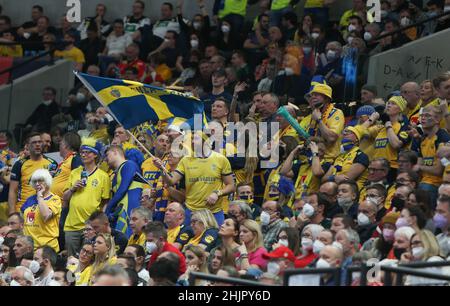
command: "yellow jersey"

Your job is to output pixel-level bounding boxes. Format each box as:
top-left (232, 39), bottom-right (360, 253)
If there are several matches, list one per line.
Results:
top-left (305, 0), bottom-right (325, 8)
top-left (141, 155), bottom-right (168, 189)
top-left (0, 45), bottom-right (23, 57)
top-left (21, 193), bottom-right (62, 252)
top-left (175, 151), bottom-right (232, 213)
top-left (330, 146), bottom-right (369, 189)
top-left (300, 105), bottom-right (345, 162)
top-left (405, 101), bottom-right (422, 126)
top-left (359, 125), bottom-right (383, 161)
top-left (373, 121), bottom-right (410, 169)
top-left (10, 156), bottom-right (58, 212)
top-left (54, 47), bottom-right (85, 64)
top-left (128, 232), bottom-right (146, 246)
top-left (89, 127), bottom-right (110, 144)
top-left (51, 153), bottom-right (83, 198)
top-left (75, 265), bottom-right (92, 286)
top-left (292, 158), bottom-right (332, 202)
top-left (414, 129), bottom-right (450, 186)
top-left (64, 167), bottom-right (111, 231)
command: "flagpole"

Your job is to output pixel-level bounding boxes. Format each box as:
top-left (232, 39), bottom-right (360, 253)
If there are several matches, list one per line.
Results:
top-left (74, 71), bottom-right (170, 176)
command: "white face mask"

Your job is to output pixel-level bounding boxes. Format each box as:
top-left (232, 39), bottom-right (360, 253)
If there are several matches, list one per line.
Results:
top-left (326, 50), bottom-right (337, 61)
top-left (357, 212), bottom-right (371, 226)
top-left (10, 280), bottom-right (21, 286)
top-left (260, 211), bottom-right (271, 226)
top-left (284, 67), bottom-right (294, 76)
top-left (29, 260), bottom-right (41, 274)
top-left (190, 39), bottom-right (199, 48)
top-left (364, 32), bottom-right (372, 41)
top-left (301, 238), bottom-right (314, 252)
top-left (348, 24), bottom-right (357, 32)
top-left (441, 157), bottom-right (450, 167)
top-left (76, 92), bottom-right (86, 103)
top-left (400, 17), bottom-right (410, 27)
top-left (316, 258), bottom-right (331, 268)
top-left (311, 32), bottom-right (320, 40)
top-left (267, 261), bottom-right (280, 275)
top-left (278, 239), bottom-right (289, 247)
top-left (145, 241), bottom-right (158, 254)
top-left (193, 21), bottom-right (201, 30)
top-left (221, 25), bottom-right (230, 33)
top-left (332, 241), bottom-right (343, 251)
top-left (347, 36), bottom-right (354, 44)
top-left (313, 240), bottom-right (325, 254)
top-left (302, 203), bottom-right (315, 217)
top-left (412, 246), bottom-right (425, 259)
top-left (366, 197), bottom-right (379, 206)
top-left (337, 197), bottom-right (353, 210)
top-left (42, 99), bottom-right (53, 106)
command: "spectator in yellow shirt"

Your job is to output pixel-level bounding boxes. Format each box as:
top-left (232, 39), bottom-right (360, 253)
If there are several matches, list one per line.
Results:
top-left (0, 30), bottom-right (23, 57)
top-left (128, 207), bottom-right (152, 246)
top-left (54, 33), bottom-right (85, 71)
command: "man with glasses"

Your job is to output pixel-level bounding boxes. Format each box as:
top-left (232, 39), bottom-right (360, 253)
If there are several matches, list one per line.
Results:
top-left (62, 138), bottom-right (111, 256)
top-left (397, 150), bottom-right (418, 172)
top-left (88, 211), bottom-right (128, 255)
top-left (261, 200), bottom-right (287, 252)
top-left (401, 82), bottom-right (422, 125)
top-left (9, 133), bottom-right (57, 214)
top-left (359, 158), bottom-right (392, 202)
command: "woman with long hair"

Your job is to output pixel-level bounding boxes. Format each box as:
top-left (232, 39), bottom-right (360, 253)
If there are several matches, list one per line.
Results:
top-left (185, 209), bottom-right (220, 252)
top-left (179, 244), bottom-right (209, 286)
top-left (90, 233), bottom-right (117, 285)
top-left (237, 220), bottom-right (267, 271)
top-left (71, 241), bottom-right (95, 286)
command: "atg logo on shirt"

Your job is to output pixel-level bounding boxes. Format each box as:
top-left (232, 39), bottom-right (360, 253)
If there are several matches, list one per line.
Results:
top-left (375, 138), bottom-right (388, 149)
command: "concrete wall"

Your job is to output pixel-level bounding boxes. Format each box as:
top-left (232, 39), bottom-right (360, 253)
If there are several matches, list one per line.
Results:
top-left (0, 59), bottom-right (75, 131)
top-left (0, 0), bottom-right (352, 28)
top-left (367, 28), bottom-right (450, 99)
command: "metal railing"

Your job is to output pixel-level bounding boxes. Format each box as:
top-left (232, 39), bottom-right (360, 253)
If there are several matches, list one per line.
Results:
top-left (189, 271), bottom-right (268, 286)
top-left (282, 267), bottom-right (341, 286)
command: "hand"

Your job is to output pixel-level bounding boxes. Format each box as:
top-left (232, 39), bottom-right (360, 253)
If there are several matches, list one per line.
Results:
top-left (309, 142), bottom-right (318, 154)
top-left (152, 158), bottom-right (165, 170)
top-left (237, 243), bottom-right (248, 255)
top-left (234, 82), bottom-right (247, 95)
top-left (248, 103), bottom-right (257, 117)
top-left (335, 174), bottom-right (349, 184)
top-left (312, 109), bottom-right (322, 122)
top-left (400, 252), bottom-right (413, 263)
top-left (297, 211), bottom-right (310, 224)
top-left (72, 180), bottom-right (85, 192)
top-left (37, 188), bottom-right (44, 198)
top-left (412, 164), bottom-right (420, 172)
top-left (408, 126), bottom-right (420, 139)
top-left (369, 111), bottom-right (380, 122)
top-left (206, 192), bottom-right (219, 206)
top-left (385, 121), bottom-right (392, 129)
top-left (288, 216), bottom-right (298, 228)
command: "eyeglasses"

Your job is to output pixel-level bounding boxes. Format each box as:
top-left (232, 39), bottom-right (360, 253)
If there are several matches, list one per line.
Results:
top-left (396, 178), bottom-right (411, 183)
top-left (368, 167), bottom-right (385, 172)
top-left (80, 248), bottom-right (93, 256)
top-left (190, 219), bottom-right (201, 225)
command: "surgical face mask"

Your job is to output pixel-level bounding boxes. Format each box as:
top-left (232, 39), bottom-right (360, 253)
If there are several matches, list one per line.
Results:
top-left (29, 260), bottom-right (41, 274)
top-left (364, 32), bottom-right (372, 41)
top-left (347, 36), bottom-right (354, 44)
top-left (357, 212), bottom-right (371, 226)
top-left (400, 17), bottom-right (411, 27)
top-left (366, 196), bottom-right (380, 206)
top-left (326, 50), bottom-right (337, 61)
top-left (190, 39), bottom-right (199, 48)
top-left (278, 239), bottom-right (289, 247)
top-left (303, 47), bottom-right (312, 55)
top-left (433, 213), bottom-right (449, 230)
top-left (301, 237), bottom-right (314, 252)
top-left (332, 241), bottom-right (343, 251)
top-left (42, 99), bottom-right (53, 106)
top-left (193, 21), bottom-right (201, 30)
top-left (311, 32), bottom-right (320, 40)
top-left (145, 241), bottom-right (158, 254)
top-left (76, 92), bottom-right (86, 103)
top-left (316, 258), bottom-right (331, 268)
top-left (10, 280), bottom-right (21, 286)
top-left (302, 203), bottom-right (315, 218)
top-left (313, 240), bottom-right (325, 254)
top-left (395, 217), bottom-right (409, 229)
top-left (284, 67), bottom-right (294, 76)
top-left (412, 246), bottom-right (425, 259)
top-left (260, 211), bottom-right (271, 226)
top-left (348, 24), bottom-right (357, 32)
top-left (221, 25), bottom-right (230, 33)
top-left (441, 157), bottom-right (450, 167)
top-left (383, 228), bottom-right (395, 242)
top-left (337, 197), bottom-right (354, 210)
top-left (267, 261), bottom-right (280, 275)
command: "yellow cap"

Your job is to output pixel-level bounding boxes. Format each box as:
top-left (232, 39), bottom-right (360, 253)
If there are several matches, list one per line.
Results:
top-left (310, 84), bottom-right (333, 99)
top-left (388, 95), bottom-right (407, 112)
top-left (345, 125), bottom-right (365, 142)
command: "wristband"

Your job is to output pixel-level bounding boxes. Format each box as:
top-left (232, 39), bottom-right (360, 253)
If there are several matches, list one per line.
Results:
top-left (214, 190), bottom-right (223, 197)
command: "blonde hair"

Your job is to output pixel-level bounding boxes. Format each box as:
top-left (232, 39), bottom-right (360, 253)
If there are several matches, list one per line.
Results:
top-left (91, 233), bottom-right (116, 275)
top-left (192, 209), bottom-right (219, 230)
top-left (413, 230), bottom-right (442, 260)
top-left (240, 219), bottom-right (264, 252)
top-left (30, 169), bottom-right (53, 189)
top-left (184, 244), bottom-right (209, 274)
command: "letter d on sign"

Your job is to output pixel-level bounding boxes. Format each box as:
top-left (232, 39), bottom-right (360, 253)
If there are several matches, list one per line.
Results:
top-left (66, 0), bottom-right (81, 23)
top-left (367, 0), bottom-right (381, 23)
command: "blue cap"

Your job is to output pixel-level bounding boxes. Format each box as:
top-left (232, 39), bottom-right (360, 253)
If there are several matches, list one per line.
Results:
top-left (356, 105), bottom-right (376, 117)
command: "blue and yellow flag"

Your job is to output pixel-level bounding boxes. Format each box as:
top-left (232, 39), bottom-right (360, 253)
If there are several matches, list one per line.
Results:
top-left (76, 72), bottom-right (206, 130)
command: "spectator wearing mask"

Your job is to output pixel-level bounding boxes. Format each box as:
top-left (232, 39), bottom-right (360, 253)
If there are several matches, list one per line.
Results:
top-left (339, 0), bottom-right (374, 30)
top-left (54, 32), bottom-right (85, 71)
top-left (127, 207), bottom-right (152, 246)
top-left (336, 180), bottom-right (359, 219)
top-left (291, 193), bottom-right (331, 231)
top-left (21, 169), bottom-right (61, 252)
top-left (238, 219), bottom-right (268, 271)
top-left (24, 87), bottom-right (60, 133)
top-left (317, 245), bottom-right (343, 286)
top-left (16, 5), bottom-right (44, 37)
top-left (316, 42), bottom-right (345, 102)
top-left (33, 246), bottom-right (59, 286)
top-left (392, 226), bottom-right (416, 260)
top-left (295, 224), bottom-right (324, 268)
top-left (148, 30), bottom-right (183, 74)
top-left (150, 2), bottom-right (184, 51)
top-left (396, 206), bottom-right (428, 233)
top-left (63, 137), bottom-right (110, 256)
top-left (261, 201), bottom-right (288, 251)
top-left (21, 16), bottom-right (56, 56)
top-left (323, 126), bottom-right (369, 189)
top-left (273, 227), bottom-right (300, 257)
top-left (236, 183), bottom-right (262, 221)
top-left (262, 245), bottom-right (296, 278)
top-left (356, 199), bottom-right (379, 244)
top-left (301, 84), bottom-right (345, 162)
top-left (335, 228), bottom-right (359, 285)
top-left (434, 196), bottom-right (450, 258)
top-left (363, 22), bottom-right (381, 52)
top-left (365, 184), bottom-right (389, 222)
top-left (88, 211), bottom-right (128, 255)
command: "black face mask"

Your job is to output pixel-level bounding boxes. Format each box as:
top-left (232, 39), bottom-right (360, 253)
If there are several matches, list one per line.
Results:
top-left (391, 197), bottom-right (405, 211)
top-left (380, 112), bottom-right (390, 124)
top-left (393, 248), bottom-right (406, 260)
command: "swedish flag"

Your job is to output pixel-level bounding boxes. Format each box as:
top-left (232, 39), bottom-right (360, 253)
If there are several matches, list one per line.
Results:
top-left (75, 72), bottom-right (206, 130)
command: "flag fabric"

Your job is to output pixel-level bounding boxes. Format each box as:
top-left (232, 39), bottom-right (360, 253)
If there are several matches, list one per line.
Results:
top-left (75, 72), bottom-right (206, 130)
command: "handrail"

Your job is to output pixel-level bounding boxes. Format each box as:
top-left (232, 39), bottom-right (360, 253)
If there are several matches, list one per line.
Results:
top-left (189, 271), bottom-right (268, 286)
top-left (380, 265), bottom-right (450, 286)
top-left (282, 267), bottom-right (341, 286)
top-left (0, 48), bottom-right (56, 78)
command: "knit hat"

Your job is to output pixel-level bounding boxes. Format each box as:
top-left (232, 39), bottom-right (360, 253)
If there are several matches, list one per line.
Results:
top-left (356, 105), bottom-right (376, 117)
top-left (382, 212), bottom-right (400, 226)
top-left (388, 95), bottom-right (407, 112)
top-left (362, 84), bottom-right (378, 96)
top-left (309, 83), bottom-right (333, 99)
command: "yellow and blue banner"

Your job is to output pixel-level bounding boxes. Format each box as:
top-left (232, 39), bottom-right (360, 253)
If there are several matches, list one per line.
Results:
top-left (75, 72), bottom-right (206, 130)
